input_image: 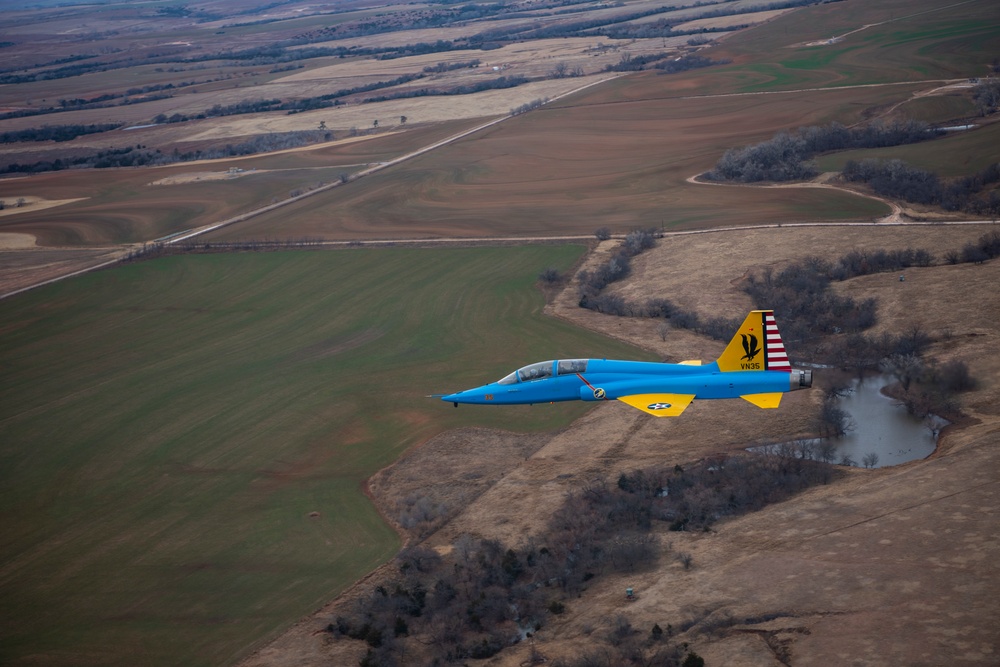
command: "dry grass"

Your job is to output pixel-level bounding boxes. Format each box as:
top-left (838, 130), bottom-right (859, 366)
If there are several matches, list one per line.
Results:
top-left (674, 8), bottom-right (798, 31)
top-left (241, 223), bottom-right (1000, 666)
top-left (0, 233), bottom-right (35, 249)
top-left (206, 81), bottom-right (933, 243)
top-left (0, 247), bottom-right (125, 294)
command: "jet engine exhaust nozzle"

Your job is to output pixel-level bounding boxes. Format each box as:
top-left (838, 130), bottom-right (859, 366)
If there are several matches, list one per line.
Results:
top-left (790, 369), bottom-right (813, 390)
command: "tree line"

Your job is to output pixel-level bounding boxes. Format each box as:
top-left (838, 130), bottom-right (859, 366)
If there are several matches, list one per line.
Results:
top-left (579, 0), bottom-right (824, 40)
top-left (362, 75), bottom-right (529, 104)
top-left (604, 52), bottom-right (675, 72)
top-left (705, 119), bottom-right (940, 183)
top-left (842, 158), bottom-right (1000, 216)
top-left (577, 228), bottom-right (658, 306)
top-left (0, 130), bottom-right (332, 174)
top-left (511, 98), bottom-right (549, 116)
top-left (148, 71), bottom-right (528, 125)
top-left (422, 59), bottom-right (481, 73)
top-left (0, 76), bottom-right (225, 121)
top-left (972, 77), bottom-right (1000, 116)
top-left (0, 123), bottom-right (122, 143)
top-left (329, 448), bottom-right (832, 665)
top-left (470, 0), bottom-right (823, 43)
top-left (655, 54), bottom-right (730, 74)
top-left (573, 232), bottom-right (988, 369)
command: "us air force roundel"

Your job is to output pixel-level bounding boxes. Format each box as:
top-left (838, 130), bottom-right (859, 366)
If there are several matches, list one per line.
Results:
top-left (593, 387), bottom-right (606, 400)
top-left (647, 402), bottom-right (673, 410)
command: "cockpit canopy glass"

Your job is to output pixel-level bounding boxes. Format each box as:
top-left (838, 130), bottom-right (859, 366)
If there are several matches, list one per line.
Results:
top-left (557, 359), bottom-right (588, 375)
top-left (498, 359), bottom-right (589, 385)
top-left (517, 361), bottom-right (554, 382)
top-left (497, 371), bottom-right (519, 385)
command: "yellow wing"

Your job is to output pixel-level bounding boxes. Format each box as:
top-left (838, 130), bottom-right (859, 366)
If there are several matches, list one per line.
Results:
top-left (741, 392), bottom-right (783, 409)
top-left (617, 393), bottom-right (696, 417)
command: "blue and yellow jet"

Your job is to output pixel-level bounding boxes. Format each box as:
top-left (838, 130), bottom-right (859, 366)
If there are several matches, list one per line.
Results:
top-left (442, 310), bottom-right (812, 417)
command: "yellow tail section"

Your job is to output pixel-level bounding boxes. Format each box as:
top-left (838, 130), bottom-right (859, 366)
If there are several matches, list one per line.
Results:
top-left (717, 310), bottom-right (772, 372)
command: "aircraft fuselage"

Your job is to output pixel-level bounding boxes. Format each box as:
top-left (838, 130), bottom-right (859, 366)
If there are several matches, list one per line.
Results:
top-left (442, 359), bottom-right (804, 405)
top-left (439, 311), bottom-right (813, 417)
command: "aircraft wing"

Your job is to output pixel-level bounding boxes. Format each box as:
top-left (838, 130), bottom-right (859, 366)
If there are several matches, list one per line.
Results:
top-left (741, 392), bottom-right (783, 408)
top-left (616, 393), bottom-right (696, 417)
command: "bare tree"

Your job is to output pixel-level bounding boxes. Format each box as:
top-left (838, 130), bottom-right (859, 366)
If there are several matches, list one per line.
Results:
top-left (862, 452), bottom-right (880, 469)
top-left (816, 440), bottom-right (838, 464)
top-left (883, 353), bottom-right (922, 392)
top-left (657, 321), bottom-right (670, 342)
top-left (818, 398), bottom-right (853, 437)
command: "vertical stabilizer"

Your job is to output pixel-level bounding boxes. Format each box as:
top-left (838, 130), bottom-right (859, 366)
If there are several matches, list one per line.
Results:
top-left (717, 310), bottom-right (791, 372)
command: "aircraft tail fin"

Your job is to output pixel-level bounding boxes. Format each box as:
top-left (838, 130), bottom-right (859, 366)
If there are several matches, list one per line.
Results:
top-left (717, 310), bottom-right (792, 373)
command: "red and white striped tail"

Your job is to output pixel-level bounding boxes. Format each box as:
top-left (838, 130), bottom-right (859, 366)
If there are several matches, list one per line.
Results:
top-left (763, 311), bottom-right (791, 372)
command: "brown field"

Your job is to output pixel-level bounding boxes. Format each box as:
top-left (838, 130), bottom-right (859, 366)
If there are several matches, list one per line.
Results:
top-left (674, 8), bottom-right (798, 32)
top-left (205, 80), bottom-right (942, 243)
top-left (5, 63), bottom-right (975, 292)
top-left (8, 72), bottom-right (966, 263)
top-left (0, 196), bottom-right (85, 220)
top-left (240, 223), bottom-right (1000, 667)
top-left (174, 75), bottom-right (624, 143)
top-left (0, 122), bottom-right (476, 247)
top-left (0, 247), bottom-right (125, 295)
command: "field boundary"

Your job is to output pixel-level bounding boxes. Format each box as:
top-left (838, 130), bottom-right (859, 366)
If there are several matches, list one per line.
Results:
top-left (161, 75), bottom-right (620, 246)
top-left (4, 220), bottom-right (996, 302)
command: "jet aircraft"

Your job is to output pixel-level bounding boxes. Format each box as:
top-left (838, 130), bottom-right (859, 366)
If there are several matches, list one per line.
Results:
top-left (441, 310), bottom-right (812, 417)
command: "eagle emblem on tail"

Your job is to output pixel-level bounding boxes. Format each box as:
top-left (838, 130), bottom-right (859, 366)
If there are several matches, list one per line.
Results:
top-left (740, 333), bottom-right (760, 362)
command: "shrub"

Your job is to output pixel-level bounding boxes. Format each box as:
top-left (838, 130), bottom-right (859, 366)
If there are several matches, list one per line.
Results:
top-left (938, 359), bottom-right (976, 392)
top-left (539, 267), bottom-right (561, 284)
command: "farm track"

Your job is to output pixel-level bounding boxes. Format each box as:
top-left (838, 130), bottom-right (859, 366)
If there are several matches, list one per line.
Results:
top-left (0, 76), bottom-right (990, 301)
top-left (5, 219), bottom-right (995, 302)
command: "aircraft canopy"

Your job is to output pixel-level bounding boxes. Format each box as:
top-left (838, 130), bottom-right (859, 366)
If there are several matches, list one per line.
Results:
top-left (497, 359), bottom-right (589, 385)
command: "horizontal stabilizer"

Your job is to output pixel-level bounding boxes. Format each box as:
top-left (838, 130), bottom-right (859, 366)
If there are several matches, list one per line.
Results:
top-left (741, 392), bottom-right (783, 409)
top-left (679, 360), bottom-right (702, 366)
top-left (617, 393), bottom-right (695, 417)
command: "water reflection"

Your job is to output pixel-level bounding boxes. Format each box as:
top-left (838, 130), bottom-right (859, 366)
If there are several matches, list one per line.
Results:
top-left (832, 374), bottom-right (944, 468)
top-left (749, 374), bottom-right (945, 468)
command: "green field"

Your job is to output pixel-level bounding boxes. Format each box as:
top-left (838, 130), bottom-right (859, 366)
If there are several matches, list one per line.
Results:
top-left (0, 246), bottom-right (652, 666)
top-left (816, 120), bottom-right (1000, 177)
top-left (710, 0), bottom-right (1000, 92)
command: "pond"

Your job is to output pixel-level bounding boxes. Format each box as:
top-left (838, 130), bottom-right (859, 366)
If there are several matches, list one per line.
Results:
top-left (749, 374), bottom-right (946, 468)
top-left (831, 374), bottom-right (945, 468)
